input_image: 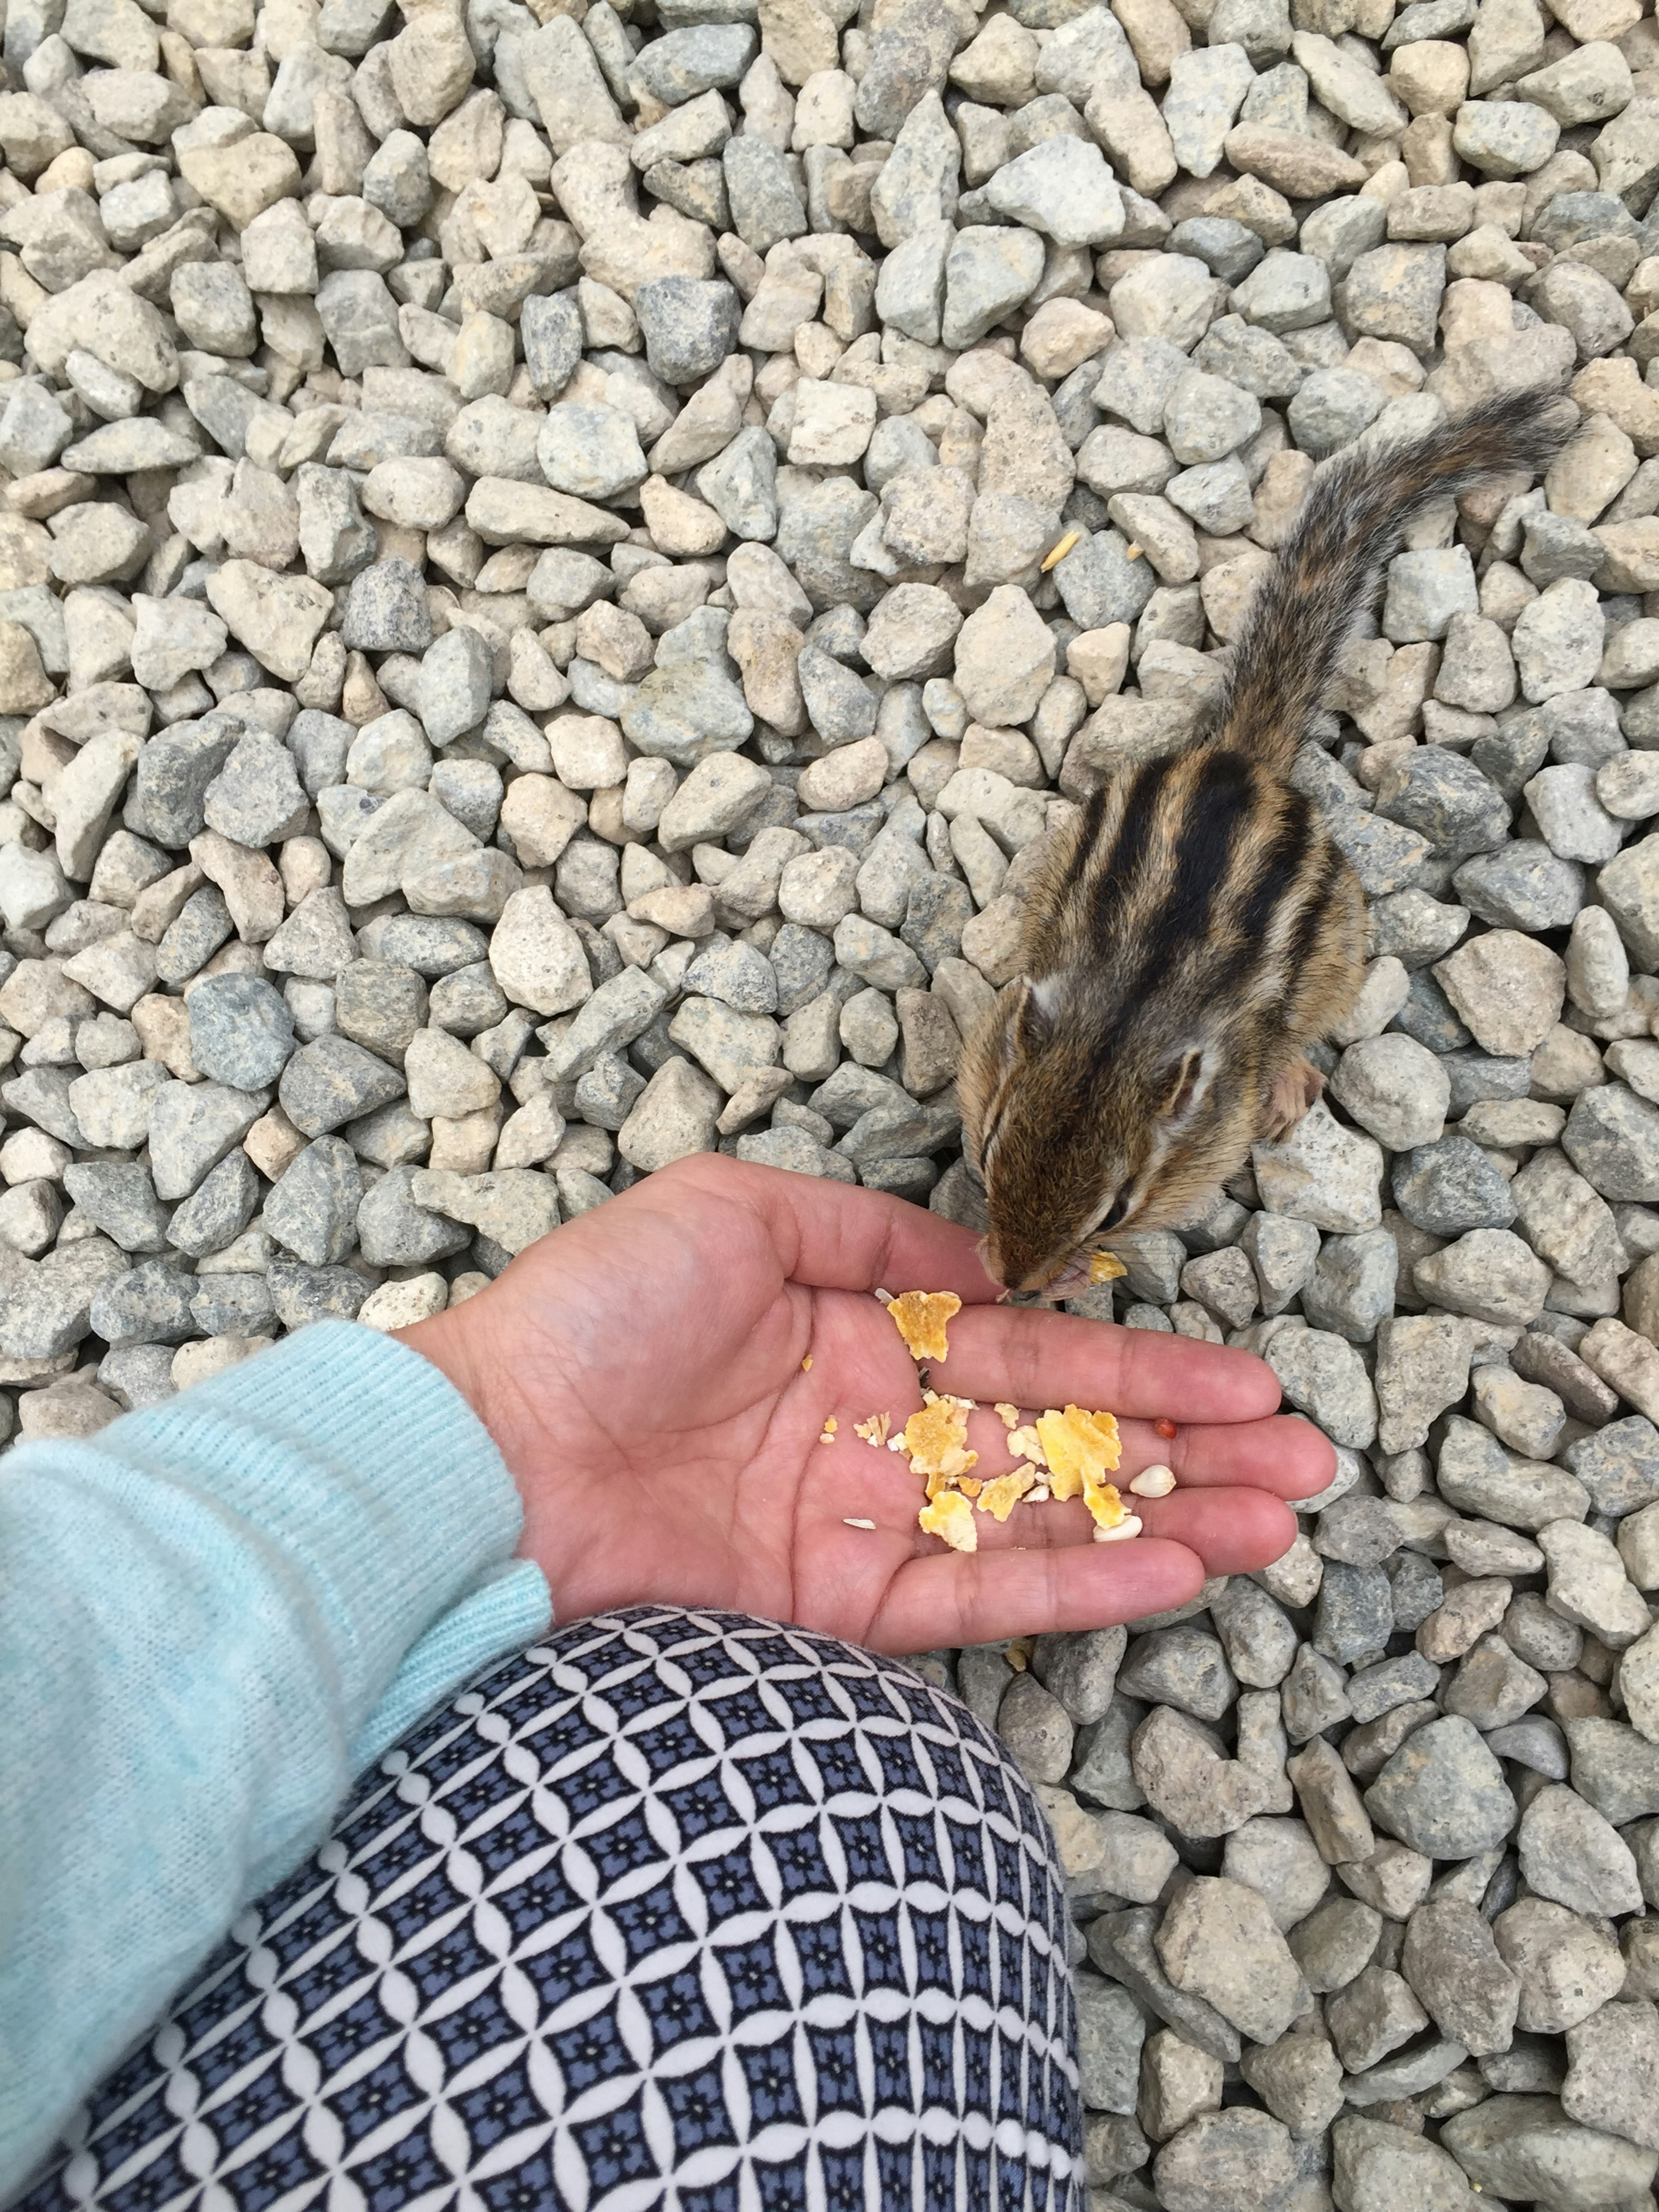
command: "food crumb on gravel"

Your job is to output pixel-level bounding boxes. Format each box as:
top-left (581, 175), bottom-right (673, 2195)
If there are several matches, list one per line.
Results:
top-left (4, 0), bottom-right (1659, 2182)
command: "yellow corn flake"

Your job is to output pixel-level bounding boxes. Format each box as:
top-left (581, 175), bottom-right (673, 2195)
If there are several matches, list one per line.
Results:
top-left (1008, 1424), bottom-right (1047, 1465)
top-left (1037, 1405), bottom-right (1122, 1501)
top-left (801, 1354), bottom-right (813, 1370)
top-left (902, 1394), bottom-right (978, 1481)
top-left (887, 1290), bottom-right (961, 1363)
top-left (918, 1491), bottom-right (977, 1552)
top-left (853, 1411), bottom-right (893, 1448)
top-left (1084, 1478), bottom-right (1129, 1532)
top-left (1089, 1251), bottom-right (1128, 1284)
top-left (977, 1467), bottom-right (1036, 1522)
top-left (995, 1402), bottom-right (1020, 1428)
top-left (958, 1477), bottom-right (982, 1499)
top-left (1040, 529), bottom-right (1081, 572)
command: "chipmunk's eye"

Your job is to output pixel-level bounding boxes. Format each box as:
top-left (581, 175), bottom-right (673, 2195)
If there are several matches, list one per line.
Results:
top-left (1089, 1191), bottom-right (1128, 1236)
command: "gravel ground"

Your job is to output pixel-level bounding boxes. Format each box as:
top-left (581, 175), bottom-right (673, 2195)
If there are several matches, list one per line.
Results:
top-left (0, 0), bottom-right (1658, 2195)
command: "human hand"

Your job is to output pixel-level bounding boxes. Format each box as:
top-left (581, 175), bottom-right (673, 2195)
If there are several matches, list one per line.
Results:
top-left (399, 1154), bottom-right (1332, 1654)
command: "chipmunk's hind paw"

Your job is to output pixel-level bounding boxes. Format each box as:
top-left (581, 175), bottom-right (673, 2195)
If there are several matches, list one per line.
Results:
top-left (1262, 1056), bottom-right (1325, 1140)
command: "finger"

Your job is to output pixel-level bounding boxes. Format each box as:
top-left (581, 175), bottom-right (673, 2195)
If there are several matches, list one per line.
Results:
top-left (865, 1537), bottom-right (1208, 1652)
top-left (655, 1154), bottom-right (1004, 1303)
top-left (1131, 1486), bottom-right (1300, 1577)
top-left (934, 1304), bottom-right (1283, 1422)
top-left (956, 1409), bottom-right (1333, 1502)
top-left (1115, 1413), bottom-right (1336, 1502)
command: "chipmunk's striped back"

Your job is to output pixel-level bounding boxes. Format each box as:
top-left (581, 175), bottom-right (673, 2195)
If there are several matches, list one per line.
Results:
top-left (958, 391), bottom-right (1575, 1294)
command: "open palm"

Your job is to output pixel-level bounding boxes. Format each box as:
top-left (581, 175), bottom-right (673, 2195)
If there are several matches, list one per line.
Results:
top-left (402, 1155), bottom-right (1333, 1653)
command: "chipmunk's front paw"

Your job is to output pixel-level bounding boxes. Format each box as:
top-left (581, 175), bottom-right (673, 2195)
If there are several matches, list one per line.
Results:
top-left (1262, 1056), bottom-right (1325, 1140)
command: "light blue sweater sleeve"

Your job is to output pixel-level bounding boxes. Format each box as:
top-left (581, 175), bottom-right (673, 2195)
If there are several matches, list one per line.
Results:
top-left (0, 1320), bottom-right (553, 2199)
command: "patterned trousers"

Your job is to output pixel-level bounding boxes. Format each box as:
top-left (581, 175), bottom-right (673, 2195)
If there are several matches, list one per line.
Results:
top-left (19, 1609), bottom-right (1083, 2212)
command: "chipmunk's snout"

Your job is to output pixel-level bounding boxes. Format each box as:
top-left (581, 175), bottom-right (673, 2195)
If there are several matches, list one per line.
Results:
top-left (979, 1227), bottom-right (1071, 1299)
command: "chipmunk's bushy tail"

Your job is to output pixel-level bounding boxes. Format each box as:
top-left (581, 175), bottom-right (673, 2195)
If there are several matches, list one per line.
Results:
top-left (1211, 390), bottom-right (1575, 774)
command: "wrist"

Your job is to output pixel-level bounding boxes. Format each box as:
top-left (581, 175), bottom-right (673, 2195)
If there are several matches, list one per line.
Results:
top-left (392, 1296), bottom-right (556, 1573)
top-left (393, 1303), bottom-right (494, 1449)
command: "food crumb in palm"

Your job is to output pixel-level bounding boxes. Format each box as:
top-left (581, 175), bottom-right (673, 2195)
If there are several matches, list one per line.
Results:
top-left (819, 1416), bottom-right (837, 1444)
top-left (995, 1402), bottom-right (1020, 1428)
top-left (886, 1290), bottom-right (961, 1362)
top-left (1035, 1405), bottom-right (1122, 1500)
top-left (1083, 1478), bottom-right (1129, 1532)
top-left (854, 1411), bottom-right (892, 1448)
top-left (801, 1355), bottom-right (812, 1371)
top-left (843, 1516), bottom-right (875, 1530)
top-left (917, 1491), bottom-right (976, 1552)
top-left (1155, 1417), bottom-right (1177, 1440)
top-left (902, 1393), bottom-right (977, 1480)
top-left (977, 1467), bottom-right (1035, 1522)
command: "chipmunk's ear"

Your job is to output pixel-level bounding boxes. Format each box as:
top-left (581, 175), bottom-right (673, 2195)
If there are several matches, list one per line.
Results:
top-left (1016, 973), bottom-right (1061, 1051)
top-left (1160, 1044), bottom-right (1214, 1127)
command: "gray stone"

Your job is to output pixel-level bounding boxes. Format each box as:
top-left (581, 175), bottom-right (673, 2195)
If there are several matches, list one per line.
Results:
top-left (1439, 2094), bottom-right (1659, 2208)
top-left (187, 973), bottom-right (295, 1090)
top-left (1152, 2106), bottom-right (1300, 2212)
top-left (278, 1034), bottom-right (406, 1138)
top-left (1364, 1716), bottom-right (1517, 1858)
top-left (342, 558), bottom-right (433, 653)
top-left (264, 1137), bottom-right (362, 1268)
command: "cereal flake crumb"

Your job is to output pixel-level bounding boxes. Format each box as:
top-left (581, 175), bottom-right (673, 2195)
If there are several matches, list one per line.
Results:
top-left (995, 1402), bottom-right (1020, 1428)
top-left (977, 1467), bottom-right (1036, 1522)
top-left (1084, 1479), bottom-right (1129, 1532)
top-left (843, 1516), bottom-right (875, 1530)
top-left (1089, 1251), bottom-right (1127, 1284)
top-left (887, 1290), bottom-right (961, 1363)
top-left (902, 1395), bottom-right (977, 1481)
top-left (1036, 1405), bottom-right (1122, 1501)
top-left (801, 1354), bottom-right (812, 1371)
top-left (854, 1411), bottom-right (893, 1448)
top-left (918, 1491), bottom-right (977, 1552)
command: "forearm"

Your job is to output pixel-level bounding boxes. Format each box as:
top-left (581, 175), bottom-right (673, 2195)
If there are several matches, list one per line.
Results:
top-left (0, 1322), bottom-right (550, 2197)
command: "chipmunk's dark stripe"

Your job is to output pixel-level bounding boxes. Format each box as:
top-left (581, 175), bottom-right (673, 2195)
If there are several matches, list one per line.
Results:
top-left (1209, 798), bottom-right (1315, 1003)
top-left (1287, 843), bottom-right (1352, 976)
top-left (1087, 757), bottom-right (1167, 937)
top-left (1136, 749), bottom-right (1257, 979)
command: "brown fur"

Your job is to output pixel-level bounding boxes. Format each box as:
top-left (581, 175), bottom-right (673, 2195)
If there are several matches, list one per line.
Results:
top-left (959, 392), bottom-right (1575, 1293)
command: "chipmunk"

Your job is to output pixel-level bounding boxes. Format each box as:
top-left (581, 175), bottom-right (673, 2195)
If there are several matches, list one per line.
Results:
top-left (959, 390), bottom-right (1575, 1296)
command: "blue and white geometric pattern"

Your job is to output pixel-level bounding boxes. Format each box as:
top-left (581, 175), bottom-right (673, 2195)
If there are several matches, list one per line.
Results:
top-left (20, 1609), bottom-right (1083, 2212)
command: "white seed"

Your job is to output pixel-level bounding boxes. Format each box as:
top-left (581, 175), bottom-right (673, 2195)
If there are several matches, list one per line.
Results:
top-left (1129, 1464), bottom-right (1176, 1498)
top-left (843, 1517), bottom-right (876, 1530)
top-left (1093, 1516), bottom-right (1144, 1544)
